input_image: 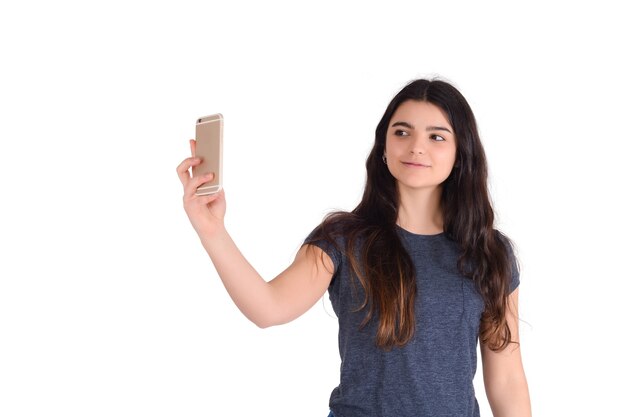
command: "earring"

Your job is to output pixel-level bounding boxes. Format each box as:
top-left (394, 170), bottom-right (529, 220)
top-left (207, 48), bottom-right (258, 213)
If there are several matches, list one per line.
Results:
top-left (382, 155), bottom-right (387, 164)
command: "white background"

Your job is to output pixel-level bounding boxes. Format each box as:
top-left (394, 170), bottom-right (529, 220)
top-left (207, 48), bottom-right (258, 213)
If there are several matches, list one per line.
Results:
top-left (1, 1), bottom-right (624, 416)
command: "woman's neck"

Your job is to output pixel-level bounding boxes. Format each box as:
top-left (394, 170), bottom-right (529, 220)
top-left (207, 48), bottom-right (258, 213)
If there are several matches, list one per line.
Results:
top-left (395, 186), bottom-right (444, 234)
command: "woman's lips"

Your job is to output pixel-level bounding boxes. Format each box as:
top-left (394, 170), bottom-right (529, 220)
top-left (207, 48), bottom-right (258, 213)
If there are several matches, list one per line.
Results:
top-left (402, 162), bottom-right (430, 167)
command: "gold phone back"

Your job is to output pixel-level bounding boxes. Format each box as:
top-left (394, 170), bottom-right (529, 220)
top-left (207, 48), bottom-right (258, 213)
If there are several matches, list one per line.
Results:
top-left (193, 113), bottom-right (223, 195)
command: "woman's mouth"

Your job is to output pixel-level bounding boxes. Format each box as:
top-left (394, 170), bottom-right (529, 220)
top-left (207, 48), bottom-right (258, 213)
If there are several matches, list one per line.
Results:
top-left (402, 162), bottom-right (430, 168)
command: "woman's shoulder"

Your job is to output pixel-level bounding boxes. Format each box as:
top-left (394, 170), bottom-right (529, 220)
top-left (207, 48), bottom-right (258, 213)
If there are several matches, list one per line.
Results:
top-left (493, 228), bottom-right (521, 288)
top-left (493, 228), bottom-right (517, 257)
top-left (302, 213), bottom-right (363, 276)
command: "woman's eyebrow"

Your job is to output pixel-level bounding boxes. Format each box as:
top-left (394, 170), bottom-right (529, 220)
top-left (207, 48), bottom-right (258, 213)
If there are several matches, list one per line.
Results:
top-left (426, 126), bottom-right (453, 134)
top-left (391, 121), bottom-right (452, 134)
top-left (391, 121), bottom-right (415, 129)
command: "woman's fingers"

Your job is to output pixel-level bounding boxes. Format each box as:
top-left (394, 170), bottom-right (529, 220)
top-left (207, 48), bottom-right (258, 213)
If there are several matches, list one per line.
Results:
top-left (194, 189), bottom-right (223, 206)
top-left (184, 171), bottom-right (215, 199)
top-left (176, 156), bottom-right (201, 187)
top-left (190, 139), bottom-right (197, 157)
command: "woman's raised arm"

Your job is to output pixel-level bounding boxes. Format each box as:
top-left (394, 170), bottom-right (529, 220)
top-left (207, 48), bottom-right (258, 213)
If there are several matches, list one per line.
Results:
top-left (177, 140), bottom-right (334, 328)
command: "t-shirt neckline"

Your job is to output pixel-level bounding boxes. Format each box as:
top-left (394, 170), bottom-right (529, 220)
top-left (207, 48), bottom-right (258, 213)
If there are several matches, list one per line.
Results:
top-left (394, 223), bottom-right (446, 238)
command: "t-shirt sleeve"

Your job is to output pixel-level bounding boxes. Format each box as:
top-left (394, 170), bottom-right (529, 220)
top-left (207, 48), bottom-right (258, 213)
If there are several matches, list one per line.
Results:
top-left (302, 226), bottom-right (342, 275)
top-left (502, 235), bottom-right (521, 295)
top-left (509, 252), bottom-right (520, 294)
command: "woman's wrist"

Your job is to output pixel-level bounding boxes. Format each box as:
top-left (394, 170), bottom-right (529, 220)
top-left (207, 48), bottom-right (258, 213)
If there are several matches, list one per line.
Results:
top-left (197, 222), bottom-right (229, 251)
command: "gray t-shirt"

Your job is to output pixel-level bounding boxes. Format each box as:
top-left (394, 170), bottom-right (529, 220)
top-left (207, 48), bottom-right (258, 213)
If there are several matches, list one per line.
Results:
top-left (304, 224), bottom-right (520, 417)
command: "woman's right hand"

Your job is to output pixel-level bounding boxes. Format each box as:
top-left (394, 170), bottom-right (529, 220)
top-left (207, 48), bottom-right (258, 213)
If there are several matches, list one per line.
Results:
top-left (176, 139), bottom-right (226, 238)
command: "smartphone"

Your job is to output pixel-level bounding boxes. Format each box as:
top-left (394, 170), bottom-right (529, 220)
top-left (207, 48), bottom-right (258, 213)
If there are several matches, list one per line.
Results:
top-left (192, 113), bottom-right (223, 195)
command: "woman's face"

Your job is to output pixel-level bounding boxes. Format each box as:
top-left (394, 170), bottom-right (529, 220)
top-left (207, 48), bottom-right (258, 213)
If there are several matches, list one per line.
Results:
top-left (385, 100), bottom-right (457, 193)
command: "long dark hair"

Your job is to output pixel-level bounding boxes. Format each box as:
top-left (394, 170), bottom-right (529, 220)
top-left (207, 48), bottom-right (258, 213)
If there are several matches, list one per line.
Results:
top-left (306, 78), bottom-right (519, 352)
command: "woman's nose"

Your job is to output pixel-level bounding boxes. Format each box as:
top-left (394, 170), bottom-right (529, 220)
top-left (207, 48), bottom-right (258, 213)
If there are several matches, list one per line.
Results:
top-left (409, 135), bottom-right (427, 154)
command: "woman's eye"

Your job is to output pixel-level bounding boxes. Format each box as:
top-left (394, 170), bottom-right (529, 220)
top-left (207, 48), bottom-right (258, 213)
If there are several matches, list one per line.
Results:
top-left (431, 134), bottom-right (445, 141)
top-left (394, 129), bottom-right (408, 136)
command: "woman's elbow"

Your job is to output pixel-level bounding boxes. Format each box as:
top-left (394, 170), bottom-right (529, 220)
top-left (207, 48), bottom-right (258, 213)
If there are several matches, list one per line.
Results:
top-left (250, 310), bottom-right (281, 329)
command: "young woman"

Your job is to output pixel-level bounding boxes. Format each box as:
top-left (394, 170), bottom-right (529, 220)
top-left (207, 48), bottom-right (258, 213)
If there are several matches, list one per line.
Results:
top-left (176, 78), bottom-right (531, 417)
